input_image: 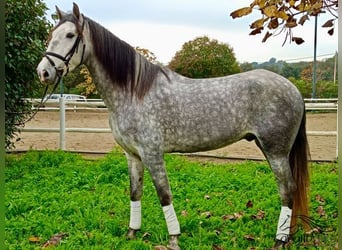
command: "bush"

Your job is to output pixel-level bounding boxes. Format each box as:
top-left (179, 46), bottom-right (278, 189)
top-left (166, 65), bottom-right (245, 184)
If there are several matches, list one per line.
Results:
top-left (289, 77), bottom-right (338, 98)
top-left (5, 0), bottom-right (51, 149)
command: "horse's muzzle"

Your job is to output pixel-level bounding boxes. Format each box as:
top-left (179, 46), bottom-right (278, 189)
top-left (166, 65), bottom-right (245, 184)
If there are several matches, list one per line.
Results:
top-left (37, 59), bottom-right (63, 84)
top-left (37, 69), bottom-right (50, 83)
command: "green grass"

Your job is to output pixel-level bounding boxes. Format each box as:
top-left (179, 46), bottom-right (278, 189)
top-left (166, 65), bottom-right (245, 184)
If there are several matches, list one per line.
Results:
top-left (5, 149), bottom-right (338, 249)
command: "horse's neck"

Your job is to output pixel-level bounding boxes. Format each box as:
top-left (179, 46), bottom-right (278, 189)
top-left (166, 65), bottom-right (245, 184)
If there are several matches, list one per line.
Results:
top-left (85, 56), bottom-right (128, 111)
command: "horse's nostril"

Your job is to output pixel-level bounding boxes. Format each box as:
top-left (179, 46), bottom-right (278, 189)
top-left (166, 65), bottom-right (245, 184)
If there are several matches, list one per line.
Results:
top-left (43, 70), bottom-right (49, 78)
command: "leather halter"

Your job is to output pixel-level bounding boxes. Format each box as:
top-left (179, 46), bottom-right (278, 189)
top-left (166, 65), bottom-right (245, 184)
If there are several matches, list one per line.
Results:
top-left (44, 17), bottom-right (86, 81)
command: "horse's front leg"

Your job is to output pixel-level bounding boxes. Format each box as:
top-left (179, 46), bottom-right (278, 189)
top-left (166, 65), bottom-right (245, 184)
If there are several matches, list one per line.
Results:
top-left (125, 153), bottom-right (144, 240)
top-left (143, 154), bottom-right (181, 250)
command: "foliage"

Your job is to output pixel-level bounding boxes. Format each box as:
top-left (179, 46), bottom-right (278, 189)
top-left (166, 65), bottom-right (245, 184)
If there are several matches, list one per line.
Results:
top-left (289, 77), bottom-right (338, 98)
top-left (60, 66), bottom-right (86, 95)
top-left (168, 36), bottom-right (240, 78)
top-left (74, 66), bottom-right (99, 98)
top-left (5, 150), bottom-right (338, 249)
top-left (136, 46), bottom-right (158, 64)
top-left (300, 59), bottom-right (338, 82)
top-left (230, 0), bottom-right (338, 44)
top-left (282, 62), bottom-right (304, 79)
top-left (240, 54), bottom-right (337, 81)
top-left (314, 80), bottom-right (338, 98)
top-left (240, 54), bottom-right (338, 97)
top-left (5, 0), bottom-right (51, 149)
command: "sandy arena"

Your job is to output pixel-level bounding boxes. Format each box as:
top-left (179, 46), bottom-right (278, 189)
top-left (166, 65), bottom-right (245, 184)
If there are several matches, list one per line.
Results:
top-left (13, 111), bottom-right (337, 161)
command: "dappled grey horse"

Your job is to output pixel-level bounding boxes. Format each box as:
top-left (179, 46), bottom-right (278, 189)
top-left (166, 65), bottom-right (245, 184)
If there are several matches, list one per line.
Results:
top-left (37, 3), bottom-right (310, 249)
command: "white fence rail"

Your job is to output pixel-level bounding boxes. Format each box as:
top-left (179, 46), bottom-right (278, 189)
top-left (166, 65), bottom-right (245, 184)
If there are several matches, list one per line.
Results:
top-left (26, 98), bottom-right (338, 112)
top-left (21, 98), bottom-right (338, 159)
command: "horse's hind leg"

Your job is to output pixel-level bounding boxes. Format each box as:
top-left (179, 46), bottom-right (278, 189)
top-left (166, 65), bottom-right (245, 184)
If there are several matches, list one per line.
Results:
top-left (264, 154), bottom-right (297, 248)
top-left (126, 153), bottom-right (144, 239)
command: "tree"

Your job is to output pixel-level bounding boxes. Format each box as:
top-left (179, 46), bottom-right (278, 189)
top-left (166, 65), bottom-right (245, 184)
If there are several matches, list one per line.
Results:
top-left (168, 36), bottom-right (240, 78)
top-left (240, 62), bottom-right (254, 72)
top-left (230, 0), bottom-right (338, 45)
top-left (5, 0), bottom-right (51, 149)
top-left (282, 62), bottom-right (302, 79)
top-left (75, 66), bottom-right (99, 98)
top-left (135, 46), bottom-right (158, 64)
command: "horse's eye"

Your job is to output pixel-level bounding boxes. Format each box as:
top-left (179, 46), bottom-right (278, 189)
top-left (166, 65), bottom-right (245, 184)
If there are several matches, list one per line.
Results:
top-left (66, 33), bottom-right (75, 39)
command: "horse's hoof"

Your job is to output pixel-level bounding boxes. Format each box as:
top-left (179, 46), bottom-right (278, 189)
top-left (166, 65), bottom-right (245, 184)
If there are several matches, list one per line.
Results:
top-left (126, 228), bottom-right (138, 240)
top-left (273, 239), bottom-right (285, 249)
top-left (167, 235), bottom-right (181, 250)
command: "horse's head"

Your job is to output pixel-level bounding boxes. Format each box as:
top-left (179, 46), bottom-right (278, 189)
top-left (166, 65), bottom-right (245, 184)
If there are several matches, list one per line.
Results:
top-left (37, 3), bottom-right (86, 84)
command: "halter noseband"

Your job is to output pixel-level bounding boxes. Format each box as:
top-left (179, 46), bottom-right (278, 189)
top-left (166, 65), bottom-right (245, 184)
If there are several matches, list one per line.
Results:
top-left (44, 17), bottom-right (86, 80)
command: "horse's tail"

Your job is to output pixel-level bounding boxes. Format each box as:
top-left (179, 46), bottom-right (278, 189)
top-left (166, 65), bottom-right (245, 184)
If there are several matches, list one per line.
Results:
top-left (289, 110), bottom-right (310, 231)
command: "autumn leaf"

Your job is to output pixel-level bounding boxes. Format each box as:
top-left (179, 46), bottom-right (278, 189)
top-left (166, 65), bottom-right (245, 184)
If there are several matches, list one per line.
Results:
top-left (230, 0), bottom-right (337, 45)
top-left (222, 211), bottom-right (244, 221)
top-left (250, 18), bottom-right (266, 29)
top-left (311, 1), bottom-right (323, 13)
top-left (29, 236), bottom-right (41, 243)
top-left (154, 246), bottom-right (168, 250)
top-left (267, 18), bottom-right (279, 29)
top-left (256, 0), bottom-right (266, 8)
top-left (222, 214), bottom-right (235, 220)
top-left (42, 232), bottom-right (68, 248)
top-left (285, 17), bottom-right (298, 28)
top-left (313, 238), bottom-right (321, 247)
top-left (276, 11), bottom-right (289, 20)
top-left (328, 28), bottom-right (334, 35)
top-left (289, 0), bottom-right (296, 7)
top-left (322, 19), bottom-right (334, 28)
top-left (246, 200), bottom-right (253, 208)
top-left (212, 244), bottom-right (224, 250)
top-left (262, 5), bottom-right (278, 18)
top-left (306, 227), bottom-right (323, 235)
top-left (249, 27), bottom-right (263, 35)
top-left (181, 210), bottom-right (188, 216)
top-left (315, 194), bottom-right (326, 205)
top-left (295, 2), bottom-right (311, 12)
top-left (244, 234), bottom-right (255, 241)
top-left (317, 205), bottom-right (326, 216)
top-left (299, 15), bottom-right (310, 25)
top-left (251, 209), bottom-right (266, 220)
top-left (292, 37), bottom-right (305, 45)
top-left (230, 7), bottom-right (252, 19)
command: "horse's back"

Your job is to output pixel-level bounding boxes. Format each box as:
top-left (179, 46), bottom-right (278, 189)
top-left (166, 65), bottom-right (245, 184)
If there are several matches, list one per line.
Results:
top-left (154, 69), bottom-right (304, 153)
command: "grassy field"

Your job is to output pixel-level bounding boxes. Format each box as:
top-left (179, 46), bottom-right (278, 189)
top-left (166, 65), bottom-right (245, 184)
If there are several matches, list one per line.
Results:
top-left (5, 149), bottom-right (338, 249)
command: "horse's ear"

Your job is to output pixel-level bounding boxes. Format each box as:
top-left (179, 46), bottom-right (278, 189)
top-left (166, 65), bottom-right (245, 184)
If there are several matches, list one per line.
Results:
top-left (55, 6), bottom-right (67, 20)
top-left (73, 2), bottom-right (81, 20)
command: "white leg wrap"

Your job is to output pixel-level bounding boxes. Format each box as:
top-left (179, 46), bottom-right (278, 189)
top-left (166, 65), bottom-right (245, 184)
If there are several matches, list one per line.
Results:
top-left (276, 206), bottom-right (292, 242)
top-left (129, 200), bottom-right (141, 230)
top-left (162, 204), bottom-right (181, 235)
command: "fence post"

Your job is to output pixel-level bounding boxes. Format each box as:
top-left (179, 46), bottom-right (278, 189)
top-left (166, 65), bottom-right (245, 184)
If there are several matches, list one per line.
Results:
top-left (59, 96), bottom-right (66, 150)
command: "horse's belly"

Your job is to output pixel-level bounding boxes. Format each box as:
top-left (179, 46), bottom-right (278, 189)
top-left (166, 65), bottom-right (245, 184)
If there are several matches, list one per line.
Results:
top-left (163, 124), bottom-right (245, 153)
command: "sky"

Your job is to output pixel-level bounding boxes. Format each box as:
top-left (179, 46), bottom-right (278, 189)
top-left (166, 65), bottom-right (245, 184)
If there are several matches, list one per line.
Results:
top-left (44, 0), bottom-right (338, 65)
